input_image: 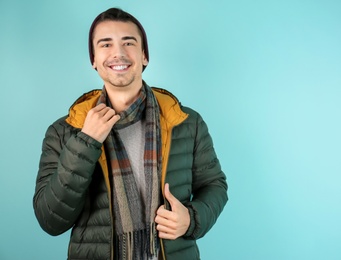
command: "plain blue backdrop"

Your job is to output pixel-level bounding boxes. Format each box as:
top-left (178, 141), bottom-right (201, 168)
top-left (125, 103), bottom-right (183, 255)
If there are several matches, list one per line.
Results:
top-left (1, 0), bottom-right (340, 259)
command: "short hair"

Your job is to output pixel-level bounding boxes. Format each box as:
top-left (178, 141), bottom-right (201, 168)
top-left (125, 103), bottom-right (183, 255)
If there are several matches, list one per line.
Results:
top-left (88, 8), bottom-right (149, 71)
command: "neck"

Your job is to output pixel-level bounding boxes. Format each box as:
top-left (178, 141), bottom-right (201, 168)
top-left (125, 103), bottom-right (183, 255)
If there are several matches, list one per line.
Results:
top-left (105, 85), bottom-right (142, 113)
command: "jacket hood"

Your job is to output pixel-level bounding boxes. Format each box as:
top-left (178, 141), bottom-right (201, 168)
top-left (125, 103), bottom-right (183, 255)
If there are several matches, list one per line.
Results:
top-left (66, 89), bottom-right (102, 128)
top-left (65, 87), bottom-right (188, 129)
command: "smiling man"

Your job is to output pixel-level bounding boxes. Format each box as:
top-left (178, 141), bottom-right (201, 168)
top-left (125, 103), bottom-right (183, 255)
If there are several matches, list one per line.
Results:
top-left (33, 8), bottom-right (228, 260)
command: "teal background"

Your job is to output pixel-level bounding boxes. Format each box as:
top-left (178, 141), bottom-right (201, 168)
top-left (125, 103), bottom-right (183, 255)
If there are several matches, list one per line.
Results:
top-left (1, 0), bottom-right (340, 259)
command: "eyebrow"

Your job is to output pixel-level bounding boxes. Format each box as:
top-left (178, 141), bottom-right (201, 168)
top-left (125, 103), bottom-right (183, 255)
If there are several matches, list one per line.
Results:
top-left (122, 36), bottom-right (138, 42)
top-left (96, 37), bottom-right (112, 45)
top-left (96, 36), bottom-right (138, 46)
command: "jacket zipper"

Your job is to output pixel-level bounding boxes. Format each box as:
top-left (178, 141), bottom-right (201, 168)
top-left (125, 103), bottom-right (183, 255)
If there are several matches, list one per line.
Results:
top-left (159, 109), bottom-right (188, 260)
top-left (98, 150), bottom-right (115, 260)
top-left (159, 129), bottom-right (172, 260)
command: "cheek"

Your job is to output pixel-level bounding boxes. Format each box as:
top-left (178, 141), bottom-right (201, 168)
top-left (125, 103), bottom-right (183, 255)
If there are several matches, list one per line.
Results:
top-left (92, 54), bottom-right (107, 69)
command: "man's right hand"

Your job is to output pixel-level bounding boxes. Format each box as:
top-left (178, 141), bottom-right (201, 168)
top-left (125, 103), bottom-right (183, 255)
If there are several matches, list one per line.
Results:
top-left (81, 103), bottom-right (120, 143)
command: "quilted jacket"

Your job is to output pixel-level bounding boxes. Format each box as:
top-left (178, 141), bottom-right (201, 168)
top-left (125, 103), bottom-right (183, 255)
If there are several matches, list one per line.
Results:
top-left (33, 86), bottom-right (228, 260)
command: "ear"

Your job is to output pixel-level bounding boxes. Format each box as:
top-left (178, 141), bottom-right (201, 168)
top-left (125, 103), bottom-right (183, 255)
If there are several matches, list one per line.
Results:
top-left (142, 51), bottom-right (149, 66)
top-left (92, 61), bottom-right (97, 70)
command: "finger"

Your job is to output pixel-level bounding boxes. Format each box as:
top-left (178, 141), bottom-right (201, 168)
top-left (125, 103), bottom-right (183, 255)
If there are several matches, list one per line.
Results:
top-left (164, 183), bottom-right (177, 210)
top-left (87, 105), bottom-right (109, 118)
top-left (155, 211), bottom-right (172, 225)
top-left (156, 206), bottom-right (174, 220)
top-left (92, 103), bottom-right (107, 112)
top-left (94, 107), bottom-right (119, 125)
top-left (156, 206), bottom-right (166, 217)
top-left (158, 230), bottom-right (177, 240)
top-left (155, 208), bottom-right (177, 227)
top-left (92, 104), bottom-right (117, 118)
top-left (155, 209), bottom-right (167, 223)
top-left (107, 113), bottom-right (120, 126)
top-left (97, 107), bottom-right (113, 118)
top-left (101, 108), bottom-right (117, 121)
top-left (156, 218), bottom-right (176, 231)
top-left (156, 223), bottom-right (175, 234)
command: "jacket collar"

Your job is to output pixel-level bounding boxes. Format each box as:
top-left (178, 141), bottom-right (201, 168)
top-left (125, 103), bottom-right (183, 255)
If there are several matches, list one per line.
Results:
top-left (65, 87), bottom-right (188, 129)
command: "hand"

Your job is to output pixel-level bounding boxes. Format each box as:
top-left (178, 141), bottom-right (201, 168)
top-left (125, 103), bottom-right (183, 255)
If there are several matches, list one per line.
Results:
top-left (81, 103), bottom-right (120, 143)
top-left (155, 183), bottom-right (190, 240)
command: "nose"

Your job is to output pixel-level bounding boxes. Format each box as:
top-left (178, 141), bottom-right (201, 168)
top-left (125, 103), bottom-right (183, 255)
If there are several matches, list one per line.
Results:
top-left (112, 44), bottom-right (126, 59)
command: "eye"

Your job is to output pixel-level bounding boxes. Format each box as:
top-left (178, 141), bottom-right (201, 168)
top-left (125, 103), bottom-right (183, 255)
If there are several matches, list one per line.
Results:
top-left (124, 42), bottom-right (135, 46)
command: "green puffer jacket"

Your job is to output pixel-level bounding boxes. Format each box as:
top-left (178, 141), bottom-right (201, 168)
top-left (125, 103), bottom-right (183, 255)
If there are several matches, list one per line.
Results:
top-left (33, 87), bottom-right (228, 260)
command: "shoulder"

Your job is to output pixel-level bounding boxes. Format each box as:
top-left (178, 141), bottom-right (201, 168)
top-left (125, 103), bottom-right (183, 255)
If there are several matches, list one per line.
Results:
top-left (151, 86), bottom-right (205, 125)
top-left (44, 115), bottom-right (78, 145)
top-left (151, 87), bottom-right (188, 126)
top-left (181, 106), bottom-right (201, 121)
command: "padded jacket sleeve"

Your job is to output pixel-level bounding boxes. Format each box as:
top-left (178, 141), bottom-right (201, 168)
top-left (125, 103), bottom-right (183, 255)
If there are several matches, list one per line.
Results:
top-left (33, 119), bottom-right (102, 236)
top-left (185, 112), bottom-right (228, 239)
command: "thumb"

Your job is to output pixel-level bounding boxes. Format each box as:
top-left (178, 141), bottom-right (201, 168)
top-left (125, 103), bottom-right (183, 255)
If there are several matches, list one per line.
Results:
top-left (164, 183), bottom-right (177, 211)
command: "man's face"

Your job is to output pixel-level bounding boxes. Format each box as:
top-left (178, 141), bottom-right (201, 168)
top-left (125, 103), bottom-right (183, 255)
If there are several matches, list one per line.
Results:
top-left (92, 20), bottom-right (148, 91)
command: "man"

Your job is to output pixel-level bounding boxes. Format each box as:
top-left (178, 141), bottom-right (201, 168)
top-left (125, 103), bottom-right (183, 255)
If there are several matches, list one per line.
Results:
top-left (33, 7), bottom-right (228, 260)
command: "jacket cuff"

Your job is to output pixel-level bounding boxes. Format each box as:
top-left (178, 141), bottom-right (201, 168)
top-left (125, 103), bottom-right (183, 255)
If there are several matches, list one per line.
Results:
top-left (183, 205), bottom-right (196, 238)
top-left (76, 131), bottom-right (102, 149)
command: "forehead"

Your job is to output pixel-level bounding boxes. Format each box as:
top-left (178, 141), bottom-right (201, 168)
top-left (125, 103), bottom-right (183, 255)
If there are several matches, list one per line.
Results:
top-left (92, 20), bottom-right (141, 41)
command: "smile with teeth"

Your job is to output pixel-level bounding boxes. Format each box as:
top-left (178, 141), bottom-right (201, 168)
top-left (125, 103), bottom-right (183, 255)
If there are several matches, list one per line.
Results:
top-left (111, 65), bottom-right (129, 71)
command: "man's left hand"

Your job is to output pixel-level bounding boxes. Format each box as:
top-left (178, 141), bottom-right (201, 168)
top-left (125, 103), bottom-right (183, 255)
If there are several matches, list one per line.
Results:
top-left (155, 183), bottom-right (190, 240)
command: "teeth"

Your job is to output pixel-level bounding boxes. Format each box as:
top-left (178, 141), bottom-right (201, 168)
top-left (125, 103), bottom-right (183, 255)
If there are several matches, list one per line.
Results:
top-left (112, 65), bottom-right (128, 71)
